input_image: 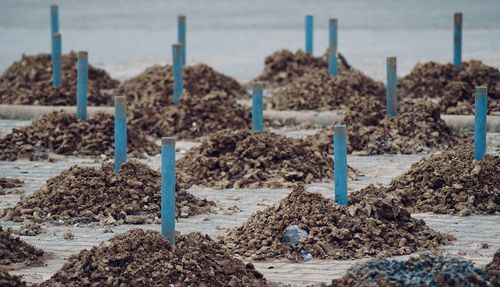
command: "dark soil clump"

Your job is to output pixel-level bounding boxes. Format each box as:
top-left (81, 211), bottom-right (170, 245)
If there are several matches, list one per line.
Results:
top-left (115, 63), bottom-right (247, 104)
top-left (255, 49), bottom-right (350, 87)
top-left (0, 178), bottom-right (24, 195)
top-left (39, 229), bottom-right (269, 287)
top-left (0, 111), bottom-right (159, 161)
top-left (0, 52), bottom-right (118, 106)
top-left (268, 69), bottom-right (385, 111)
top-left (385, 147), bottom-right (499, 215)
top-left (308, 99), bottom-right (468, 155)
top-left (0, 271), bottom-right (26, 287)
top-left (0, 227), bottom-right (44, 267)
top-left (5, 161), bottom-right (214, 225)
top-left (177, 130), bottom-right (355, 189)
top-left (486, 249), bottom-right (500, 286)
top-left (325, 253), bottom-right (492, 287)
top-left (399, 60), bottom-right (500, 114)
top-left (130, 92), bottom-right (251, 140)
top-left (218, 184), bottom-right (453, 261)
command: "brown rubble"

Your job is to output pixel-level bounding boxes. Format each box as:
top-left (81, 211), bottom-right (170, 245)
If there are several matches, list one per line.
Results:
top-left (0, 52), bottom-right (118, 106)
top-left (177, 129), bottom-right (356, 189)
top-left (0, 226), bottom-right (44, 267)
top-left (5, 161), bottom-right (215, 225)
top-left (218, 184), bottom-right (454, 261)
top-left (349, 148), bottom-right (500, 215)
top-left (268, 69), bottom-right (385, 111)
top-left (255, 49), bottom-right (350, 87)
top-left (308, 99), bottom-right (469, 155)
top-left (486, 249), bottom-right (500, 286)
top-left (114, 63), bottom-right (248, 105)
top-left (388, 147), bottom-right (499, 215)
top-left (0, 271), bottom-right (26, 287)
top-left (129, 91), bottom-right (251, 140)
top-left (39, 229), bottom-right (269, 287)
top-left (0, 178), bottom-right (24, 195)
top-left (399, 60), bottom-right (500, 114)
top-left (0, 110), bottom-right (159, 161)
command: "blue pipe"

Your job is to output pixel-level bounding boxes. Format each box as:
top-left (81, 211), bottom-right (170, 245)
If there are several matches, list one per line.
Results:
top-left (76, 51), bottom-right (88, 120)
top-left (474, 85), bottom-right (487, 160)
top-left (328, 18), bottom-right (338, 77)
top-left (50, 5), bottom-right (59, 34)
top-left (114, 96), bottom-right (127, 173)
top-left (333, 124), bottom-right (347, 206)
top-left (172, 44), bottom-right (183, 106)
top-left (161, 137), bottom-right (176, 243)
top-left (454, 12), bottom-right (462, 68)
top-left (51, 33), bottom-right (61, 88)
top-left (252, 82), bottom-right (264, 133)
top-left (305, 15), bottom-right (313, 55)
top-left (386, 57), bottom-right (398, 117)
top-left (178, 15), bottom-right (186, 66)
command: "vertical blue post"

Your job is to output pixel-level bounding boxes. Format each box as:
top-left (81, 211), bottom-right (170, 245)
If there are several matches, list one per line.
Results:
top-left (172, 44), bottom-right (183, 106)
top-left (51, 33), bottom-right (62, 88)
top-left (305, 15), bottom-right (313, 55)
top-left (76, 51), bottom-right (88, 120)
top-left (334, 124), bottom-right (347, 206)
top-left (114, 96), bottom-right (127, 173)
top-left (252, 82), bottom-right (264, 133)
top-left (386, 57), bottom-right (397, 117)
top-left (178, 15), bottom-right (186, 66)
top-left (161, 137), bottom-right (176, 243)
top-left (453, 12), bottom-right (462, 68)
top-left (474, 85), bottom-right (487, 160)
top-left (328, 18), bottom-right (338, 76)
top-left (50, 5), bottom-right (59, 34)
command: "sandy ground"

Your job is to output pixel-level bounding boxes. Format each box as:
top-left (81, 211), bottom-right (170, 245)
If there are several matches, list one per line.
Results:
top-left (0, 119), bottom-right (499, 286)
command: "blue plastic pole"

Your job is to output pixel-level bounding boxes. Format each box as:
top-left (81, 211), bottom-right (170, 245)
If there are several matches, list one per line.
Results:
top-left (51, 33), bottom-right (62, 88)
top-left (178, 15), bottom-right (186, 66)
top-left (305, 15), bottom-right (313, 55)
top-left (114, 96), bottom-right (127, 173)
top-left (76, 51), bottom-right (88, 120)
top-left (252, 82), bottom-right (264, 133)
top-left (172, 44), bottom-right (183, 106)
top-left (334, 124), bottom-right (348, 206)
top-left (161, 137), bottom-right (176, 243)
top-left (50, 5), bottom-right (59, 34)
top-left (386, 57), bottom-right (398, 117)
top-left (453, 12), bottom-right (462, 68)
top-left (474, 85), bottom-right (487, 160)
top-left (328, 19), bottom-right (338, 77)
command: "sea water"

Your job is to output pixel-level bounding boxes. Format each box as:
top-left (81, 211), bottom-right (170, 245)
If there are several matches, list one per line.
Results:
top-left (0, 0), bottom-right (499, 82)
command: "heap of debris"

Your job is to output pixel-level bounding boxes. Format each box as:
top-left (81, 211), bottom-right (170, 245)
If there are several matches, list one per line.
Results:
top-left (486, 249), bottom-right (500, 286)
top-left (3, 161), bottom-right (214, 225)
top-left (268, 69), bottom-right (385, 111)
top-left (308, 99), bottom-right (468, 155)
top-left (219, 184), bottom-right (453, 261)
top-left (39, 229), bottom-right (269, 287)
top-left (386, 147), bottom-right (499, 215)
top-left (399, 60), bottom-right (500, 114)
top-left (0, 271), bottom-right (26, 287)
top-left (255, 49), bottom-right (350, 87)
top-left (0, 111), bottom-right (159, 161)
top-left (114, 63), bottom-right (247, 105)
top-left (0, 52), bottom-right (118, 105)
top-left (0, 227), bottom-right (44, 266)
top-left (324, 253), bottom-right (492, 287)
top-left (129, 92), bottom-right (251, 140)
top-left (177, 130), bottom-right (356, 189)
